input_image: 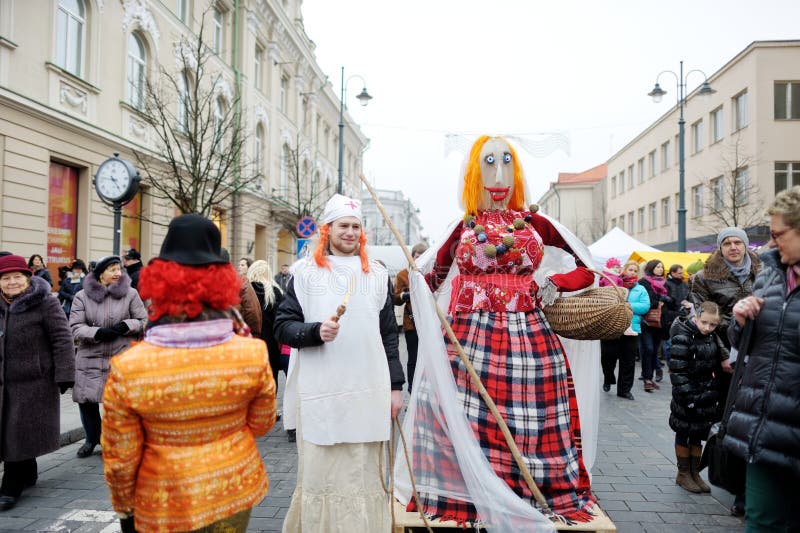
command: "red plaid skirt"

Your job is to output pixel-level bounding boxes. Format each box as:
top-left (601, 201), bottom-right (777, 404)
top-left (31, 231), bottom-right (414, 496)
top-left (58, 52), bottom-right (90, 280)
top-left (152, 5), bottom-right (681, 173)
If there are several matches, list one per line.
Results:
top-left (408, 309), bottom-right (595, 523)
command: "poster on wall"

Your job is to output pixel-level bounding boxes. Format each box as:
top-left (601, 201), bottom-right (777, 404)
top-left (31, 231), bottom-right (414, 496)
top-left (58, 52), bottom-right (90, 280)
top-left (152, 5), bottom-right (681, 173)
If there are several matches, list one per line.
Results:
top-left (47, 163), bottom-right (79, 284)
top-left (122, 191), bottom-right (142, 254)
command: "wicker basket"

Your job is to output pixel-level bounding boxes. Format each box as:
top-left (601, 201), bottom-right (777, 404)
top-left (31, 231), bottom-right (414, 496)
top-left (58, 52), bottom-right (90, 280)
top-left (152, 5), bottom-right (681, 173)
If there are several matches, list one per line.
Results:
top-left (542, 270), bottom-right (633, 341)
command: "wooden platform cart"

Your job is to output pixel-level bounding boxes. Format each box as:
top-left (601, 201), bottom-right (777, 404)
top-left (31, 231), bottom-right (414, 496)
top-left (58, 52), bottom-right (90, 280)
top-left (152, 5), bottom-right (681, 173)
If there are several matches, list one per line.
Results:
top-left (391, 501), bottom-right (616, 533)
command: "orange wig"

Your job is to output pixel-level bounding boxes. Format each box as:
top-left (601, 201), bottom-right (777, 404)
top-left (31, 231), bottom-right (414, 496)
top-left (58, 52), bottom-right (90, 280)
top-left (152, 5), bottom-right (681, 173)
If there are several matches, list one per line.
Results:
top-left (138, 260), bottom-right (241, 321)
top-left (313, 223), bottom-right (370, 273)
top-left (461, 135), bottom-right (525, 215)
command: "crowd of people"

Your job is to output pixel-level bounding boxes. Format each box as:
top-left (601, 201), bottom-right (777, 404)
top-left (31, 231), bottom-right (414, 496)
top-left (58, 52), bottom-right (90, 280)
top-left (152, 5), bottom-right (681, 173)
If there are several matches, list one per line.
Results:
top-left (0, 172), bottom-right (798, 530)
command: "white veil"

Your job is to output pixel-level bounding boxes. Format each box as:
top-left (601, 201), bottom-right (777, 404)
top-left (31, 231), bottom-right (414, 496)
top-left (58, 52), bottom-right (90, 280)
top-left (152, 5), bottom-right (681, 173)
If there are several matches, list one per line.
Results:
top-left (393, 215), bottom-right (600, 532)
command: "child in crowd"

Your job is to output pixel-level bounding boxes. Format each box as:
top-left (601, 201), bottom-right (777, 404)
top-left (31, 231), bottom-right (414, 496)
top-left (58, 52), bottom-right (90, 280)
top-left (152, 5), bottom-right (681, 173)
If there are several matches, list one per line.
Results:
top-left (599, 257), bottom-right (623, 287)
top-left (668, 301), bottom-right (729, 493)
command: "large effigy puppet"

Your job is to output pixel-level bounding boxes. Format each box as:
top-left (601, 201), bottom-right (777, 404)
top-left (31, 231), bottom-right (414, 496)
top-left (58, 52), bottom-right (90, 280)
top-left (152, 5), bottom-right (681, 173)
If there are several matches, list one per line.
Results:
top-left (393, 135), bottom-right (601, 531)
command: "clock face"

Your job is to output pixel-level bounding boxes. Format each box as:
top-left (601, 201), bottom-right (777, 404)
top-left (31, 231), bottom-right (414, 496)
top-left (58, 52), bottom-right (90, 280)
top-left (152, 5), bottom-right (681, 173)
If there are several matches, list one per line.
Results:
top-left (96, 160), bottom-right (132, 201)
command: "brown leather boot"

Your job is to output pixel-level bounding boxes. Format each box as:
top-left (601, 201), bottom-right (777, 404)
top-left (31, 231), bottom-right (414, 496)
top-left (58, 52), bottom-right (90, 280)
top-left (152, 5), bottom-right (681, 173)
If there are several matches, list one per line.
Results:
top-left (690, 445), bottom-right (711, 492)
top-left (675, 445), bottom-right (702, 493)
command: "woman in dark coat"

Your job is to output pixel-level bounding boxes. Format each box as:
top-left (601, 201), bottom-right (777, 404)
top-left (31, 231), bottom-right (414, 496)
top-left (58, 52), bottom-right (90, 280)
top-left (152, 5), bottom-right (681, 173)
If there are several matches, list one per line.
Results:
top-left (0, 255), bottom-right (74, 510)
top-left (27, 254), bottom-right (52, 287)
top-left (725, 186), bottom-right (800, 530)
top-left (70, 256), bottom-right (146, 459)
top-left (246, 260), bottom-right (285, 392)
top-left (637, 259), bottom-right (668, 391)
top-left (668, 302), bottom-right (728, 494)
top-left (58, 259), bottom-right (87, 316)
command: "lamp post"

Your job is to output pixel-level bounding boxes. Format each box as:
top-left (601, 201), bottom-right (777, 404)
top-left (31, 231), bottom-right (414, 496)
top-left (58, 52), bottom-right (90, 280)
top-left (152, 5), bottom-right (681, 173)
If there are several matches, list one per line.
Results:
top-left (648, 61), bottom-right (715, 252)
top-left (337, 66), bottom-right (373, 194)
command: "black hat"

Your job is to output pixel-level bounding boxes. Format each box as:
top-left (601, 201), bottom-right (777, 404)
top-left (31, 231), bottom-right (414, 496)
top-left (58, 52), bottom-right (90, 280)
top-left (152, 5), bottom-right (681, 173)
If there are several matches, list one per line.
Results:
top-left (124, 248), bottom-right (141, 261)
top-left (93, 256), bottom-right (122, 277)
top-left (158, 214), bottom-right (227, 265)
top-left (70, 259), bottom-right (87, 272)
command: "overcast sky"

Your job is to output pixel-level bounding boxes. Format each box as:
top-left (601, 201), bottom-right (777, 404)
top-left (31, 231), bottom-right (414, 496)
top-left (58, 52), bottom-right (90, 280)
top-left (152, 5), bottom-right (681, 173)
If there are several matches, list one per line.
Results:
top-left (301, 0), bottom-right (800, 243)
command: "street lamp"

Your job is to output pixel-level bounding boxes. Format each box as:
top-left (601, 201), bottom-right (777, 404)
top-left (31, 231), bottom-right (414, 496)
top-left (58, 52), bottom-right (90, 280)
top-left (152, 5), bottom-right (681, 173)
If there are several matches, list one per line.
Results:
top-left (648, 61), bottom-right (715, 252)
top-left (337, 66), bottom-right (373, 194)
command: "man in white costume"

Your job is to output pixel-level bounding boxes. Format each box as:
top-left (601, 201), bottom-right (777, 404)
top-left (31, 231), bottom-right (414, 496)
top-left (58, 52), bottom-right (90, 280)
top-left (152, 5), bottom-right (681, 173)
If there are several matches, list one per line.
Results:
top-left (275, 193), bottom-right (405, 533)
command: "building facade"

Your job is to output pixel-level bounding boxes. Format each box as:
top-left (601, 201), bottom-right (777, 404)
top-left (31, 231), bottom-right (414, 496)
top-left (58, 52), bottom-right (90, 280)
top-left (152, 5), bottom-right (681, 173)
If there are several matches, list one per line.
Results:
top-left (606, 40), bottom-right (800, 251)
top-left (361, 188), bottom-right (425, 247)
top-left (0, 0), bottom-right (368, 279)
top-left (537, 164), bottom-right (607, 245)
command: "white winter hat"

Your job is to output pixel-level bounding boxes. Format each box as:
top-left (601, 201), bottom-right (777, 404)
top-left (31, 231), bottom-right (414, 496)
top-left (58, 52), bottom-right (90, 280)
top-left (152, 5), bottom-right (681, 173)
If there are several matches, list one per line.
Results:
top-left (321, 194), bottom-right (362, 225)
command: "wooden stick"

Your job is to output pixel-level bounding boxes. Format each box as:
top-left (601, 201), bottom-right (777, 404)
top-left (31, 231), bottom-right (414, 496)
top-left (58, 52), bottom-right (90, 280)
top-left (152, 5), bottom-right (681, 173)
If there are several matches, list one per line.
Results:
top-left (358, 174), bottom-right (552, 515)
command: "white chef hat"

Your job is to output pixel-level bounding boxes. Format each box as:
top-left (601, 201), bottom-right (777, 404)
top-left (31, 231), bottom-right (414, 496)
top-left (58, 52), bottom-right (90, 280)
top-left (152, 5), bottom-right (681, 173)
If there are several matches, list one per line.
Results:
top-left (321, 194), bottom-right (362, 225)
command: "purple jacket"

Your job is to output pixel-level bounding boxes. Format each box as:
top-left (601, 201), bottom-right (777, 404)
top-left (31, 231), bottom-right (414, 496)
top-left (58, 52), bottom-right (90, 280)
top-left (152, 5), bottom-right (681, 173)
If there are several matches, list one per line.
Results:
top-left (69, 272), bottom-right (147, 403)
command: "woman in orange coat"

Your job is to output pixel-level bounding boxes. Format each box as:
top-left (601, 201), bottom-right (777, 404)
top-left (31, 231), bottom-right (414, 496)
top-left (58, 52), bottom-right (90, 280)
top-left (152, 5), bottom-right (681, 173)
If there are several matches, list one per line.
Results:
top-left (101, 214), bottom-right (277, 533)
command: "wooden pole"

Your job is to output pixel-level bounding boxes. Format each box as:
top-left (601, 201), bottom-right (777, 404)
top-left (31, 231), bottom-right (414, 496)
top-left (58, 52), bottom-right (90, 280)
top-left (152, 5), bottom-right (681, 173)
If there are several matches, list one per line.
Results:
top-left (358, 174), bottom-right (552, 515)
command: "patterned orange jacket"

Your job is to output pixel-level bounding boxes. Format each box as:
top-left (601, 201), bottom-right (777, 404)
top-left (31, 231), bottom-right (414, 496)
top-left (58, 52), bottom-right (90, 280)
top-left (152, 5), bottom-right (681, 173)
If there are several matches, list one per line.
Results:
top-left (101, 320), bottom-right (276, 533)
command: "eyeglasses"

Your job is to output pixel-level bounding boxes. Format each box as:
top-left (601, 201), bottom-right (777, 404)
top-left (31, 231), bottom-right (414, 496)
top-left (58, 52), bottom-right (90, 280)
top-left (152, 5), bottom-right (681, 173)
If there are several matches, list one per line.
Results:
top-left (770, 227), bottom-right (793, 241)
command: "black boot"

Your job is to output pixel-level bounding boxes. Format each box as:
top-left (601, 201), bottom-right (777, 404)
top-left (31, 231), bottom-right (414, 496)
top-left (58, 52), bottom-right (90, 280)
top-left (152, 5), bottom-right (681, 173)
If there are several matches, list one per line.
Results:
top-left (77, 441), bottom-right (97, 458)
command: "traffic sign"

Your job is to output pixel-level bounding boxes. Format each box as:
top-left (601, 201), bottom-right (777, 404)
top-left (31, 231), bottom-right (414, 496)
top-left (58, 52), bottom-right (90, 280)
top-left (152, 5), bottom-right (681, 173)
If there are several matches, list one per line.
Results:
top-left (296, 216), bottom-right (316, 238)
top-left (296, 239), bottom-right (309, 257)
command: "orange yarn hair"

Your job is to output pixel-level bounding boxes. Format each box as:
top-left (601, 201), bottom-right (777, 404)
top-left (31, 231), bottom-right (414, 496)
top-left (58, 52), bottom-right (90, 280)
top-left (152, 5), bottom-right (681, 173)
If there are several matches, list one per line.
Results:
top-left (313, 223), bottom-right (370, 273)
top-left (461, 135), bottom-right (525, 215)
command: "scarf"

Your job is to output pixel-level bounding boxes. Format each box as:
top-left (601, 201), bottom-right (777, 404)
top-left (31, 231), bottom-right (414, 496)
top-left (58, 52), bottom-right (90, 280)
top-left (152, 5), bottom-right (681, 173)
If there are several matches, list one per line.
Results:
top-left (645, 275), bottom-right (667, 297)
top-left (723, 252), bottom-right (752, 285)
top-left (787, 264), bottom-right (800, 296)
top-left (621, 274), bottom-right (638, 289)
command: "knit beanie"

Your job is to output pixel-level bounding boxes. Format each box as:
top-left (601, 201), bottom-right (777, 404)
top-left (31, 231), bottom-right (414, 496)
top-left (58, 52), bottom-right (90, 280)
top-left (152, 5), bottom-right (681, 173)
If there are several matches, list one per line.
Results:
top-left (717, 227), bottom-right (749, 248)
top-left (686, 259), bottom-right (704, 275)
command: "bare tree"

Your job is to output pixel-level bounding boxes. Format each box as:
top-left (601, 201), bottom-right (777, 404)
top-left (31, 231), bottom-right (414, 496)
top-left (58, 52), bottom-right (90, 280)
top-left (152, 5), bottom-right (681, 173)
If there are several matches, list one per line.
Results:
top-left (269, 134), bottom-right (334, 236)
top-left (701, 135), bottom-right (764, 231)
top-left (132, 9), bottom-right (260, 219)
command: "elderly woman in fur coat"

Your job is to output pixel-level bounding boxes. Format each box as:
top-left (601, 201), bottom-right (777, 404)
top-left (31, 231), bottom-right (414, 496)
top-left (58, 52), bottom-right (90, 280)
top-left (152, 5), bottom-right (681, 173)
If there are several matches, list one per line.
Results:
top-left (0, 255), bottom-right (75, 510)
top-left (69, 256), bottom-right (146, 459)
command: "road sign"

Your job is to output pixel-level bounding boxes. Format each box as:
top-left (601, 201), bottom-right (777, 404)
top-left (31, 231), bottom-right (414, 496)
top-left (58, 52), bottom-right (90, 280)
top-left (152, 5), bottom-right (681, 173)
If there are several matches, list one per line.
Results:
top-left (296, 239), bottom-right (309, 257)
top-left (296, 216), bottom-right (316, 238)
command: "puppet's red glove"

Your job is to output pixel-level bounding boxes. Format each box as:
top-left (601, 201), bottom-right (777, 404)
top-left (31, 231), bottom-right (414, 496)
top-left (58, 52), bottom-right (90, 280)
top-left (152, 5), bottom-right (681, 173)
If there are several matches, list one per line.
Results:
top-left (548, 266), bottom-right (594, 292)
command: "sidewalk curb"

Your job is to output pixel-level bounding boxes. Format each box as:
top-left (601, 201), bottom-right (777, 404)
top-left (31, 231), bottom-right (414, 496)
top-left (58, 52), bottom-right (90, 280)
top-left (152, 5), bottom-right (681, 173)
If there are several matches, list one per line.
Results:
top-left (59, 427), bottom-right (85, 447)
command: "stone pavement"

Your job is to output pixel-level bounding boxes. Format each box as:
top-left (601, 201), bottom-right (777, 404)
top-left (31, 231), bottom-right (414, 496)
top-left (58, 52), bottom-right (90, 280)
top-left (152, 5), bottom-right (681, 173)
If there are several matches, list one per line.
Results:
top-left (0, 348), bottom-right (746, 532)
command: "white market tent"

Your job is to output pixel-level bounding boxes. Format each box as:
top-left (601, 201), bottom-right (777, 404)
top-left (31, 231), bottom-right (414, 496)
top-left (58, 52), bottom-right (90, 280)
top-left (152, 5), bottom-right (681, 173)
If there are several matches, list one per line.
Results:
top-left (588, 227), bottom-right (659, 268)
top-left (366, 245), bottom-right (412, 277)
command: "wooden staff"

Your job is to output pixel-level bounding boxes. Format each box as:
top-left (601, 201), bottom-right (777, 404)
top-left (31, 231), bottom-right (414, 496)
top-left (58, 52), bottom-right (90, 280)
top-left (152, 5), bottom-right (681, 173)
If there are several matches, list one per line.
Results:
top-left (358, 174), bottom-right (552, 515)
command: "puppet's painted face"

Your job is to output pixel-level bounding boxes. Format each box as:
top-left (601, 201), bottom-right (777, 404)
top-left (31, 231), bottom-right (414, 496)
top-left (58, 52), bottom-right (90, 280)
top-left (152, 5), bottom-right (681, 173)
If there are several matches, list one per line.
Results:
top-left (478, 138), bottom-right (515, 210)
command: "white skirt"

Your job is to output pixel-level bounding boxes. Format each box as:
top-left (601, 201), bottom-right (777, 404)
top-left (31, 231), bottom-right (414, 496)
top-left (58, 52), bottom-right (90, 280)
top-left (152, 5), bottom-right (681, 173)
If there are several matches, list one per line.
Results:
top-left (282, 414), bottom-right (391, 533)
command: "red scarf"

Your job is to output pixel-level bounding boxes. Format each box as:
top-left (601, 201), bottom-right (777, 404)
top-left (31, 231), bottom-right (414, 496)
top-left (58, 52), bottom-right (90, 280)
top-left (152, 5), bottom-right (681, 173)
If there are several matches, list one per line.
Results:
top-left (621, 274), bottom-right (638, 289)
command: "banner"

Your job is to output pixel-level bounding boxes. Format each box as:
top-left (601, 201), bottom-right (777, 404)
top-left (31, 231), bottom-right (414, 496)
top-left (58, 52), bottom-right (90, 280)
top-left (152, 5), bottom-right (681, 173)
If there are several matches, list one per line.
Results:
top-left (47, 163), bottom-right (79, 283)
top-left (122, 191), bottom-right (142, 253)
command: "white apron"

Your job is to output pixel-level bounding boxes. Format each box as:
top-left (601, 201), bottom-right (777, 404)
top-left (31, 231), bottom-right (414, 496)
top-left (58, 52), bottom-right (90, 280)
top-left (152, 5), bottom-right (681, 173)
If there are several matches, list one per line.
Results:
top-left (289, 256), bottom-right (391, 445)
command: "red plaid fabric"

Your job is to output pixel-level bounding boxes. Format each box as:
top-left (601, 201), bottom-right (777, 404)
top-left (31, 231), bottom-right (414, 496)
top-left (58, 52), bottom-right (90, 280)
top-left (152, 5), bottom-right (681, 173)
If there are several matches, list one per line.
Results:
top-left (408, 309), bottom-right (595, 523)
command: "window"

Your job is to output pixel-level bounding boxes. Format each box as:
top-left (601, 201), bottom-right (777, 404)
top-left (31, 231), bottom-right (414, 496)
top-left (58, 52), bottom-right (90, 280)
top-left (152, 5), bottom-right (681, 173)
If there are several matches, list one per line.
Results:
top-left (661, 197), bottom-right (671, 226)
top-left (611, 176), bottom-right (617, 197)
top-left (648, 202), bottom-right (657, 230)
top-left (56, 0), bottom-right (85, 76)
top-left (177, 0), bottom-right (188, 23)
top-left (254, 125), bottom-right (264, 177)
top-left (691, 119), bottom-right (704, 154)
top-left (648, 150), bottom-right (657, 178)
top-left (127, 33), bottom-right (145, 109)
top-left (638, 208), bottom-right (645, 232)
top-left (734, 91), bottom-right (748, 131)
top-left (775, 82), bottom-right (800, 120)
top-left (627, 164), bottom-right (634, 189)
top-left (711, 106), bottom-right (723, 143)
top-left (280, 144), bottom-right (290, 193)
top-left (661, 140), bottom-right (671, 170)
top-left (692, 185), bottom-right (704, 217)
top-left (254, 46), bottom-right (263, 91)
top-left (213, 96), bottom-right (225, 149)
top-left (611, 217), bottom-right (617, 230)
top-left (617, 216), bottom-right (624, 231)
top-left (637, 158), bottom-right (645, 184)
top-left (212, 7), bottom-right (223, 54)
top-left (177, 71), bottom-right (190, 132)
top-left (735, 167), bottom-right (750, 204)
top-left (711, 177), bottom-right (725, 212)
top-left (619, 169), bottom-right (625, 194)
top-left (280, 75), bottom-right (289, 113)
top-left (628, 211), bottom-right (634, 232)
top-left (775, 162), bottom-right (800, 192)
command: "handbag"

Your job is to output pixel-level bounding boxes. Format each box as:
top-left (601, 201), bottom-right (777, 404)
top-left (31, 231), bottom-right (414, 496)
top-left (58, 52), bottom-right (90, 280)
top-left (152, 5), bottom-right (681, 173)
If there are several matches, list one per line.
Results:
top-left (643, 301), bottom-right (663, 328)
top-left (699, 320), bottom-right (753, 494)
